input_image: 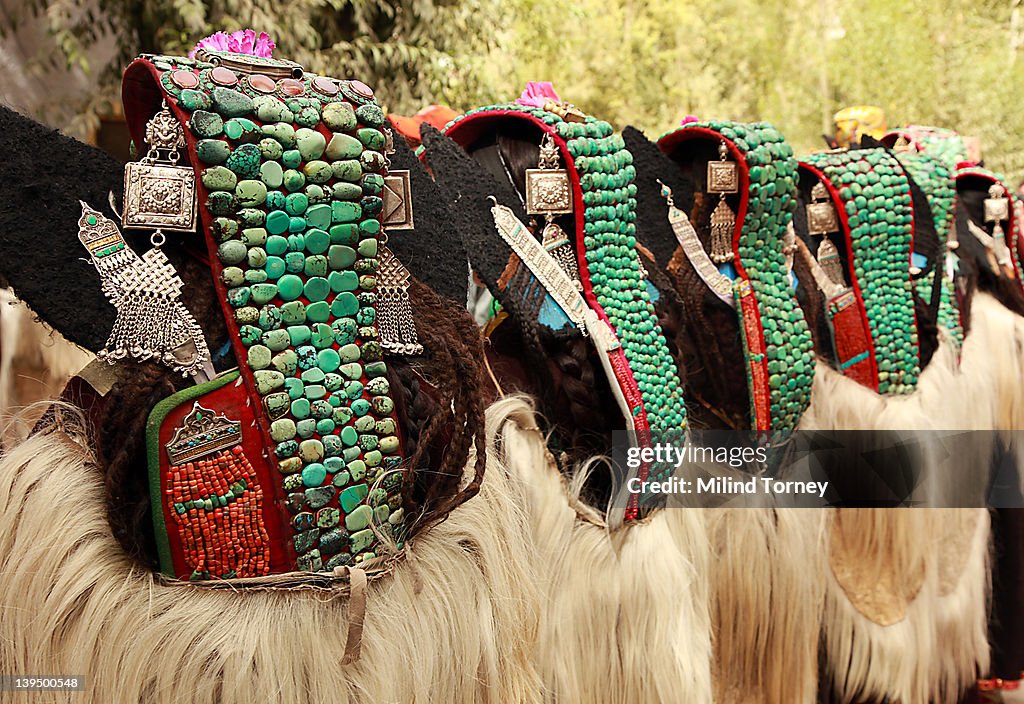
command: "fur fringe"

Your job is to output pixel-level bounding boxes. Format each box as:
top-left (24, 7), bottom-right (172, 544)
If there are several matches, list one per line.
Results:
top-left (0, 401), bottom-right (544, 704)
top-left (804, 298), bottom-right (1007, 704)
top-left (490, 395), bottom-right (714, 704)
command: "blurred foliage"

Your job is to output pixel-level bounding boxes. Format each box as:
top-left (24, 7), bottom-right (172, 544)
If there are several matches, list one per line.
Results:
top-left (4, 0), bottom-right (1024, 181)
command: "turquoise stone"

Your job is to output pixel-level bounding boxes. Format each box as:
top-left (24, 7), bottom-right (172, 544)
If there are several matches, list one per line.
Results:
top-left (355, 103), bottom-right (385, 128)
top-left (372, 396), bottom-right (394, 415)
top-left (305, 384), bottom-right (327, 400)
top-left (306, 485), bottom-right (335, 509)
top-left (364, 450), bottom-right (382, 467)
top-left (206, 191), bottom-right (236, 215)
top-left (304, 229), bottom-right (330, 256)
top-left (299, 439), bottom-right (325, 462)
top-left (345, 505), bottom-right (373, 531)
top-left (366, 377), bottom-right (389, 395)
top-left (351, 398), bottom-right (371, 416)
top-left (330, 320), bottom-right (356, 347)
top-left (329, 245), bottom-right (356, 269)
top-left (254, 96), bottom-right (293, 124)
top-left (179, 89), bottom-right (211, 111)
top-left (303, 160), bottom-right (333, 184)
top-left (264, 392), bottom-right (291, 418)
top-left (213, 218), bottom-right (238, 241)
top-left (270, 418), bottom-right (297, 442)
top-left (356, 128), bottom-right (385, 150)
top-left (305, 184), bottom-right (328, 203)
top-left (317, 507), bottom-right (340, 528)
top-left (333, 182), bottom-right (362, 200)
top-left (295, 127), bottom-right (327, 160)
top-left (329, 224), bottom-right (359, 245)
top-left (197, 139), bottom-right (229, 165)
top-left (265, 256), bottom-right (286, 279)
top-left (285, 253), bottom-right (306, 274)
top-left (354, 416), bottom-right (374, 433)
top-left (311, 323), bottom-right (334, 348)
top-left (278, 274), bottom-right (304, 301)
top-left (296, 418), bottom-right (316, 439)
top-left (260, 160), bottom-right (284, 188)
top-left (375, 418), bottom-right (396, 435)
top-left (332, 292), bottom-right (359, 317)
top-left (241, 227), bottom-right (267, 246)
top-left (247, 344), bottom-right (272, 370)
top-left (331, 201), bottom-right (362, 223)
top-left (329, 271), bottom-right (359, 293)
top-left (304, 255), bottom-right (328, 277)
top-left (350, 528), bottom-right (374, 553)
top-left (262, 328), bottom-right (290, 352)
top-left (257, 305), bottom-right (281, 330)
top-left (318, 348), bottom-right (341, 372)
top-left (340, 426), bottom-right (359, 447)
top-left (312, 399), bottom-right (334, 418)
top-left (284, 377), bottom-right (304, 400)
top-left (339, 483), bottom-right (369, 512)
top-left (266, 190), bottom-right (285, 210)
top-left (218, 240), bottom-right (246, 265)
top-left (294, 104), bottom-right (321, 128)
top-left (302, 463), bottom-right (327, 487)
top-left (247, 248), bottom-right (268, 268)
top-left (348, 460), bottom-right (367, 481)
top-left (224, 117), bottom-right (260, 142)
top-left (320, 528), bottom-right (348, 554)
top-left (250, 283), bottom-right (278, 305)
top-left (339, 363), bottom-right (362, 380)
top-left (357, 239), bottom-right (377, 257)
top-left (323, 102), bottom-right (357, 131)
top-left (339, 343), bottom-right (361, 363)
top-left (245, 268), bottom-right (268, 284)
top-left (379, 436), bottom-right (400, 454)
top-left (326, 133), bottom-right (363, 160)
top-left (306, 301), bottom-right (330, 322)
top-left (286, 234), bottom-right (305, 251)
top-left (272, 350), bottom-right (298, 375)
top-left (285, 192), bottom-right (309, 215)
top-left (362, 174), bottom-right (384, 195)
top-left (306, 204), bottom-right (333, 230)
top-left (227, 286), bottom-right (250, 307)
top-left (283, 169), bottom-right (306, 192)
top-left (365, 361), bottom-right (387, 378)
top-left (259, 138), bottom-right (284, 160)
top-left (211, 87), bottom-right (253, 118)
top-left (345, 381), bottom-right (364, 400)
top-left (190, 110), bottom-right (224, 138)
top-left (238, 324), bottom-right (261, 345)
top-left (324, 374), bottom-right (343, 392)
top-left (332, 160), bottom-right (362, 182)
top-left (302, 367), bottom-right (327, 384)
top-left (254, 370), bottom-right (285, 394)
top-left (355, 306), bottom-right (375, 326)
top-left (360, 151), bottom-right (385, 171)
top-left (288, 325), bottom-right (311, 346)
top-left (235, 179), bottom-right (268, 206)
top-left (235, 307), bottom-right (259, 325)
top-left (281, 301), bottom-right (307, 324)
top-left (202, 166), bottom-right (237, 191)
top-left (266, 211), bottom-right (290, 235)
top-left (291, 397), bottom-right (311, 418)
top-left (359, 218), bottom-right (381, 236)
top-left (281, 149), bottom-right (302, 169)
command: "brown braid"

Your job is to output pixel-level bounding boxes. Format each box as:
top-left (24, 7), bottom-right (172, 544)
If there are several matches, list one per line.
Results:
top-left (398, 277), bottom-right (489, 538)
top-left (98, 360), bottom-right (178, 568)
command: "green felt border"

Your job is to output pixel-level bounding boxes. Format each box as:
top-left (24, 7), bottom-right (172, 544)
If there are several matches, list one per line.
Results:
top-left (146, 369), bottom-right (241, 577)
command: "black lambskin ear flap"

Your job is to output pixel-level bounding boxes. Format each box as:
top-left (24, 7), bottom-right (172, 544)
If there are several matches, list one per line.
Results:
top-left (622, 126), bottom-right (694, 269)
top-left (419, 124), bottom-right (527, 293)
top-left (386, 129), bottom-right (470, 305)
top-left (0, 105), bottom-right (123, 351)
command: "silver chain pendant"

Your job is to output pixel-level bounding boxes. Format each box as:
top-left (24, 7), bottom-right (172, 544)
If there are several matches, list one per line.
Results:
top-left (376, 243), bottom-right (423, 356)
top-left (78, 202), bottom-right (211, 378)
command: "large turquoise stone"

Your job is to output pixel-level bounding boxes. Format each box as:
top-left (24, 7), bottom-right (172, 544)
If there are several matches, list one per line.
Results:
top-left (339, 483), bottom-right (369, 512)
top-left (332, 160), bottom-right (362, 182)
top-left (202, 166), bottom-right (237, 191)
top-left (295, 127), bottom-right (327, 160)
top-left (197, 139), bottom-right (229, 165)
top-left (211, 87), bottom-right (253, 118)
top-left (278, 274), bottom-right (304, 301)
top-left (235, 179), bottom-right (268, 207)
top-left (323, 102), bottom-right (357, 131)
top-left (329, 271), bottom-right (359, 293)
top-left (190, 110), bottom-right (224, 138)
top-left (223, 117), bottom-right (260, 143)
top-left (260, 160), bottom-right (284, 188)
top-left (254, 96), bottom-right (293, 124)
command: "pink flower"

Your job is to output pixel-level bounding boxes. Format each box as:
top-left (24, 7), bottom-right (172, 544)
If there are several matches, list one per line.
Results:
top-left (681, 115), bottom-right (699, 125)
top-left (516, 82), bottom-right (561, 108)
top-left (190, 30), bottom-right (276, 59)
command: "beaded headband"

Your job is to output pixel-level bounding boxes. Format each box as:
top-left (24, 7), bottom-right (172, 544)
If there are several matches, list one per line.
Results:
top-left (954, 166), bottom-right (1023, 288)
top-left (439, 94), bottom-right (688, 506)
top-left (798, 148), bottom-right (920, 395)
top-left (655, 121), bottom-right (815, 436)
top-left (116, 48), bottom-right (438, 578)
top-left (894, 150), bottom-right (964, 347)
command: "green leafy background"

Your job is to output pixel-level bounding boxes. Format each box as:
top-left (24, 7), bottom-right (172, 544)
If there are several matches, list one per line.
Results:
top-left (4, 0), bottom-right (1024, 182)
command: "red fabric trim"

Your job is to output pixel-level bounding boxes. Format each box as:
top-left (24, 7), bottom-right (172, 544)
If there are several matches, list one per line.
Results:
top-left (798, 161), bottom-right (881, 392)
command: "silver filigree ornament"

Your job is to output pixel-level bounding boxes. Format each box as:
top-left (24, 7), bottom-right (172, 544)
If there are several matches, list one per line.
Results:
top-left (78, 202), bottom-right (212, 378)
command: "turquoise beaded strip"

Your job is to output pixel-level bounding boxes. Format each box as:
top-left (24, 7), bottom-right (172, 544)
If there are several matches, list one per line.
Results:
top-left (141, 53), bottom-right (404, 571)
top-left (804, 149), bottom-right (920, 395)
top-left (895, 151), bottom-right (963, 348)
top-left (664, 121), bottom-right (815, 435)
top-left (447, 105), bottom-right (687, 442)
